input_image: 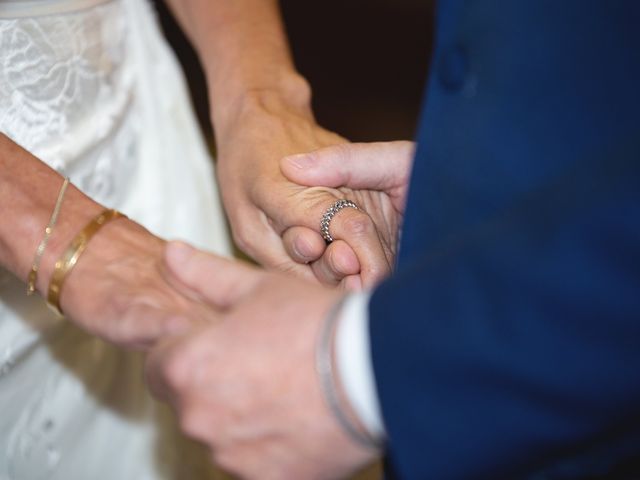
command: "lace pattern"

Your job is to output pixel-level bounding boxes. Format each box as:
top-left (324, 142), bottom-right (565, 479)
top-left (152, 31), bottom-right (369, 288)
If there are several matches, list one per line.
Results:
top-left (0, 0), bottom-right (137, 203)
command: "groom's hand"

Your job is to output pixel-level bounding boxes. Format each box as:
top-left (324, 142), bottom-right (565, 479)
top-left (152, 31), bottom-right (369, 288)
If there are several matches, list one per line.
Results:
top-left (146, 242), bottom-right (378, 479)
top-left (280, 141), bottom-right (415, 288)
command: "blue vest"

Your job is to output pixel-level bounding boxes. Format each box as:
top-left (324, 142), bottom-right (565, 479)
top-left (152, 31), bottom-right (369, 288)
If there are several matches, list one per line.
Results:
top-left (370, 1), bottom-right (640, 478)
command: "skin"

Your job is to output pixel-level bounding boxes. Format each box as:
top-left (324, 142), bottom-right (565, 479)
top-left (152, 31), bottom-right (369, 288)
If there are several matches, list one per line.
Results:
top-left (146, 141), bottom-right (415, 478)
top-left (0, 2), bottom-right (399, 348)
top-left (166, 0), bottom-right (394, 289)
top-left (1, 4), bottom-right (415, 473)
top-left (0, 135), bottom-right (209, 349)
top-left (280, 141), bottom-right (415, 269)
top-left (147, 242), bottom-right (378, 479)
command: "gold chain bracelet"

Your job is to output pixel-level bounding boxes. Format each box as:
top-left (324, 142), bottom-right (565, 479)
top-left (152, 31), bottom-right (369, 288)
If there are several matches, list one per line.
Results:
top-left (27, 177), bottom-right (70, 295)
top-left (47, 209), bottom-right (125, 316)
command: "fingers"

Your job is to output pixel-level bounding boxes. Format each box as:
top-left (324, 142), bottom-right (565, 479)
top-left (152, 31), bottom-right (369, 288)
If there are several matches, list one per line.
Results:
top-left (165, 241), bottom-right (264, 308)
top-left (281, 141), bottom-right (415, 192)
top-left (280, 227), bottom-right (362, 279)
top-left (105, 303), bottom-right (191, 351)
top-left (145, 327), bottom-right (198, 403)
top-left (324, 206), bottom-right (391, 288)
top-left (228, 207), bottom-right (318, 282)
top-left (278, 203), bottom-right (389, 288)
top-left (281, 226), bottom-right (326, 264)
top-left (278, 200), bottom-right (390, 288)
top-left (281, 227), bottom-right (369, 288)
top-left (308, 241), bottom-right (361, 286)
top-left (256, 184), bottom-right (390, 287)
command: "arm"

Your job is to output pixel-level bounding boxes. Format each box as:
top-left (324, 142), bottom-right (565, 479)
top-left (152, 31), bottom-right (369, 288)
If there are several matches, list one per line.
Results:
top-left (0, 134), bottom-right (206, 348)
top-left (165, 0), bottom-right (393, 289)
top-left (165, 0), bottom-right (309, 129)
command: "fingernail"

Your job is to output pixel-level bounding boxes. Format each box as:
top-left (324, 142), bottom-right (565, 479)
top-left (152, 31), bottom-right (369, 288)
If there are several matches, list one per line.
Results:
top-left (284, 153), bottom-right (314, 170)
top-left (294, 237), bottom-right (313, 262)
top-left (166, 241), bottom-right (195, 268)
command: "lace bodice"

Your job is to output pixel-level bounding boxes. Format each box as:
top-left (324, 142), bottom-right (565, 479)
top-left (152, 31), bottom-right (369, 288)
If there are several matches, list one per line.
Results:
top-left (0, 0), bottom-right (137, 204)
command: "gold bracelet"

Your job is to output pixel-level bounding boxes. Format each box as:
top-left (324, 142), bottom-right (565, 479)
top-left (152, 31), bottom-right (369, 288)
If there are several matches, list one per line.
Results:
top-left (27, 177), bottom-right (70, 295)
top-left (47, 209), bottom-right (125, 316)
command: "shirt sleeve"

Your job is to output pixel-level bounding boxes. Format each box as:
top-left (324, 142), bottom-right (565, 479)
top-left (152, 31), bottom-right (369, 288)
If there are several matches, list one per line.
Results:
top-left (334, 291), bottom-right (386, 440)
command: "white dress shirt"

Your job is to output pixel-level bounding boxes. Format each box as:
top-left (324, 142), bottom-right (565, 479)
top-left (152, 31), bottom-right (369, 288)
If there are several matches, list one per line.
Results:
top-left (335, 292), bottom-right (386, 440)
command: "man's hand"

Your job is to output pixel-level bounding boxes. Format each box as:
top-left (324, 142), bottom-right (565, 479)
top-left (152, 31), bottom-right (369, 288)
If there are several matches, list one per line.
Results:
top-left (145, 242), bottom-right (379, 479)
top-left (280, 141), bottom-right (415, 287)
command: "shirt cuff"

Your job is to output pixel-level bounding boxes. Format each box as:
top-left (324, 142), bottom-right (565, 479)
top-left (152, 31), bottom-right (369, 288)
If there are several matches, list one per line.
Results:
top-left (335, 291), bottom-right (386, 440)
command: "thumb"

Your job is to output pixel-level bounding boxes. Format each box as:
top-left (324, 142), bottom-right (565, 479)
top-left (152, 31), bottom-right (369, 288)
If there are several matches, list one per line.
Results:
top-left (281, 141), bottom-right (415, 192)
top-left (164, 241), bottom-right (264, 308)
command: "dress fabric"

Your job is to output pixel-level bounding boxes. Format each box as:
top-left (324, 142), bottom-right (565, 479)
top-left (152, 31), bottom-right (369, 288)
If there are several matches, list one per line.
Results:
top-left (0, 0), bottom-right (231, 478)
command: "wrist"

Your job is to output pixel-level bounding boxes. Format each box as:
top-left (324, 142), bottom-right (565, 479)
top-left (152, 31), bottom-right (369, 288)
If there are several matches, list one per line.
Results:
top-left (35, 185), bottom-right (104, 295)
top-left (55, 216), bottom-right (162, 317)
top-left (0, 136), bottom-right (104, 284)
top-left (316, 295), bottom-right (384, 452)
top-left (210, 72), bottom-right (313, 139)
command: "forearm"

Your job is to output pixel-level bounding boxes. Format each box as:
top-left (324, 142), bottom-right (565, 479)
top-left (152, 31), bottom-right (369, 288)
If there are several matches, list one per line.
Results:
top-left (0, 134), bottom-right (102, 292)
top-left (165, 0), bottom-right (312, 133)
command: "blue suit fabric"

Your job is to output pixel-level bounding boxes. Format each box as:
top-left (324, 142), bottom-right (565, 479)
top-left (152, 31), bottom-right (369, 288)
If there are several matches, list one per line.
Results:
top-left (369, 1), bottom-right (640, 478)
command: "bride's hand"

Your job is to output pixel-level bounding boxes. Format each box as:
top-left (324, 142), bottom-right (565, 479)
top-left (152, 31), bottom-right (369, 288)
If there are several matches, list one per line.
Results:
top-left (215, 92), bottom-right (393, 290)
top-left (280, 140), bottom-right (415, 287)
top-left (43, 215), bottom-right (213, 350)
top-left (0, 135), bottom-right (205, 351)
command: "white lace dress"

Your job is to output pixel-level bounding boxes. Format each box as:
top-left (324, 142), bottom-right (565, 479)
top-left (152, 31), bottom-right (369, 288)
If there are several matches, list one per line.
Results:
top-left (0, 0), bottom-right (231, 478)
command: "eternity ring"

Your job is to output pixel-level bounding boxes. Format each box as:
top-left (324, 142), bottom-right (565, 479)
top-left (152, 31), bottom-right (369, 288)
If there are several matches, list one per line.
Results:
top-left (320, 199), bottom-right (361, 243)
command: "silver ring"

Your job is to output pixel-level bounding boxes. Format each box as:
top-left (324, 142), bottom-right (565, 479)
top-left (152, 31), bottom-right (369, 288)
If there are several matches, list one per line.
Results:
top-left (320, 199), bottom-right (361, 243)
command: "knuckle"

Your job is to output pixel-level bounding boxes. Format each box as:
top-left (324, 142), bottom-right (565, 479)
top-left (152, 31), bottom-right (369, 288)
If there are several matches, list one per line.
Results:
top-left (342, 213), bottom-right (374, 238)
top-left (213, 451), bottom-right (237, 477)
top-left (230, 225), bottom-right (255, 256)
top-left (109, 292), bottom-right (131, 318)
top-left (328, 142), bottom-right (353, 164)
top-left (110, 312), bottom-right (138, 346)
top-left (163, 346), bottom-right (192, 392)
top-left (179, 409), bottom-right (208, 441)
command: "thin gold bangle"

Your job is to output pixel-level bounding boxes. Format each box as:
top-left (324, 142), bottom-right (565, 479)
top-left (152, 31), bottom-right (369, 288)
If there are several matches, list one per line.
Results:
top-left (27, 177), bottom-right (70, 295)
top-left (47, 209), bottom-right (125, 317)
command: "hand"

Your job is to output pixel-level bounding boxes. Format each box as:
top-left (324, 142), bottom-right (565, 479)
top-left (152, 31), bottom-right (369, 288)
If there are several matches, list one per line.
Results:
top-left (215, 93), bottom-right (395, 289)
top-left (0, 136), bottom-right (205, 350)
top-left (280, 140), bottom-right (415, 286)
top-left (145, 242), bottom-right (379, 479)
top-left (47, 216), bottom-right (211, 350)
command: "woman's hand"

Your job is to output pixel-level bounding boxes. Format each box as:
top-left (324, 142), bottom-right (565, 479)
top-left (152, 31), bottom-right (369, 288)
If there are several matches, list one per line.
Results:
top-left (0, 135), bottom-right (205, 350)
top-left (215, 93), bottom-right (395, 290)
top-left (53, 218), bottom-right (213, 350)
top-left (31, 196), bottom-right (211, 350)
top-left (280, 140), bottom-right (416, 286)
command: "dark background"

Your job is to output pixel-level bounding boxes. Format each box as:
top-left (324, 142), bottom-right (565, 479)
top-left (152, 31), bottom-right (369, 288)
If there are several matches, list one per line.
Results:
top-left (154, 0), bottom-right (435, 143)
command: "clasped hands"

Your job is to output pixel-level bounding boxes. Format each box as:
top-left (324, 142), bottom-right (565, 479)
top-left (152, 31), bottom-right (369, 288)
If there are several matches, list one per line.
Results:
top-left (62, 136), bottom-right (412, 478)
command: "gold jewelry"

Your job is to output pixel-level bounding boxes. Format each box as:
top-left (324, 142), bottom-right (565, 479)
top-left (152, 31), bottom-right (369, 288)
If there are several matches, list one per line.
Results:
top-left (47, 209), bottom-right (125, 316)
top-left (27, 177), bottom-right (70, 295)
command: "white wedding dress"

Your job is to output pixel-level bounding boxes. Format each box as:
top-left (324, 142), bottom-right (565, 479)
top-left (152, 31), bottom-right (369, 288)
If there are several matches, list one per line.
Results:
top-left (0, 0), bottom-right (231, 478)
